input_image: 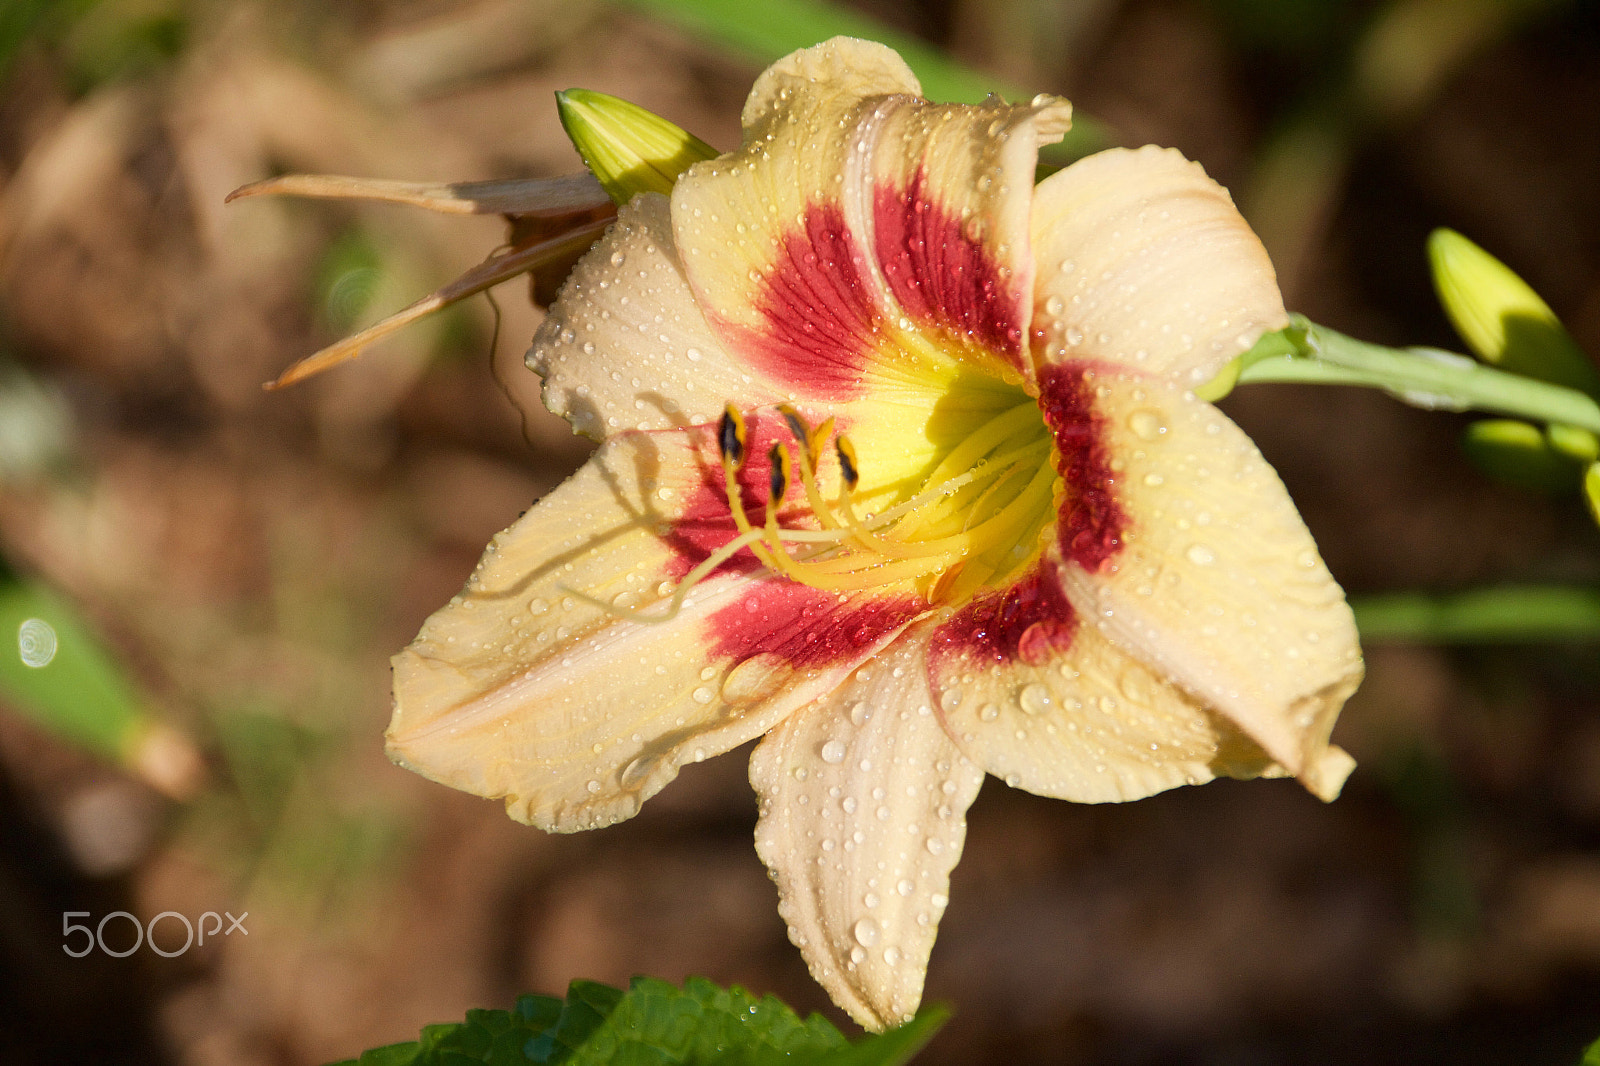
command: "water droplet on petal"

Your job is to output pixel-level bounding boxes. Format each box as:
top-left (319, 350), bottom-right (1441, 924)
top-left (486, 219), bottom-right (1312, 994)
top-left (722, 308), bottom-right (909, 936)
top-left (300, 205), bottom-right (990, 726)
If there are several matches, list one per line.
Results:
top-left (1018, 683), bottom-right (1053, 716)
top-left (854, 917), bottom-right (880, 946)
top-left (1128, 409), bottom-right (1166, 440)
top-left (820, 740), bottom-right (847, 764)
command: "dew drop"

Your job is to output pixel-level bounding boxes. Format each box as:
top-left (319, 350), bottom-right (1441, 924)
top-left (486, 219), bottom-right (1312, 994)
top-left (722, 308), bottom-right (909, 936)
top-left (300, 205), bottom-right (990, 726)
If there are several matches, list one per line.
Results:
top-left (883, 946), bottom-right (902, 967)
top-left (691, 686), bottom-right (715, 704)
top-left (820, 739), bottom-right (847, 764)
top-left (897, 878), bottom-right (915, 896)
top-left (1185, 544), bottom-right (1217, 566)
top-left (1017, 683), bottom-right (1054, 716)
top-left (16, 618), bottom-right (56, 668)
top-left (854, 917), bottom-right (881, 947)
top-left (849, 701), bottom-right (872, 726)
top-left (1128, 409), bottom-right (1166, 440)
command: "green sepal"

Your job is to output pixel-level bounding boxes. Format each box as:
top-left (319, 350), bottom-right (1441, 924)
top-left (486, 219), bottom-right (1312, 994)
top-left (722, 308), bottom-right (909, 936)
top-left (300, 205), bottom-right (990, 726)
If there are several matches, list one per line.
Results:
top-left (1461, 418), bottom-right (1583, 493)
top-left (1194, 326), bottom-right (1298, 403)
top-left (1581, 1033), bottom-right (1600, 1066)
top-left (556, 89), bottom-right (719, 205)
top-left (1427, 228), bottom-right (1600, 396)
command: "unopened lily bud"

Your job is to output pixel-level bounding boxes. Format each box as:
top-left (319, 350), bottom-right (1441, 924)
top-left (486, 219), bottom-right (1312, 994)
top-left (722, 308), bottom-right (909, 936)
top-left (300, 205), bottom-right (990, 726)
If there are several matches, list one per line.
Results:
top-left (556, 89), bottom-right (719, 206)
top-left (1462, 419), bottom-right (1580, 493)
top-left (1427, 229), bottom-right (1600, 395)
top-left (1586, 463), bottom-right (1600, 528)
top-left (1547, 424), bottom-right (1600, 463)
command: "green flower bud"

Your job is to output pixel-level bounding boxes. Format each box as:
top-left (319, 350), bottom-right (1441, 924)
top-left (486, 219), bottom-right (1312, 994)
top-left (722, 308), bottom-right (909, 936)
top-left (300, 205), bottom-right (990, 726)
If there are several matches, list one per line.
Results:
top-left (556, 89), bottom-right (719, 206)
top-left (1586, 462), bottom-right (1600, 528)
top-left (1427, 228), bottom-right (1600, 396)
top-left (1546, 423), bottom-right (1600, 464)
top-left (1462, 419), bottom-right (1582, 493)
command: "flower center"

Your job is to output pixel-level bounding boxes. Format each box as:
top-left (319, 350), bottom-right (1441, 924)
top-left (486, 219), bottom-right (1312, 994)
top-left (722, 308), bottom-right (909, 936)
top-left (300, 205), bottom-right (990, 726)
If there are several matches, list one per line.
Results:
top-left (711, 386), bottom-right (1057, 608)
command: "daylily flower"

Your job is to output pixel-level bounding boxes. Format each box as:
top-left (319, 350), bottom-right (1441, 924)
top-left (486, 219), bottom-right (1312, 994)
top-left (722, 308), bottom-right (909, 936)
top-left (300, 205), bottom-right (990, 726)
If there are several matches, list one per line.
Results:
top-left (387, 38), bottom-right (1363, 1030)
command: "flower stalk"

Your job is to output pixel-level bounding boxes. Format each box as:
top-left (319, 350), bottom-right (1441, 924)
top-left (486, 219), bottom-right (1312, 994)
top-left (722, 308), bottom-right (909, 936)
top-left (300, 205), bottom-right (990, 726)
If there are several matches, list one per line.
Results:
top-left (1235, 315), bottom-right (1600, 434)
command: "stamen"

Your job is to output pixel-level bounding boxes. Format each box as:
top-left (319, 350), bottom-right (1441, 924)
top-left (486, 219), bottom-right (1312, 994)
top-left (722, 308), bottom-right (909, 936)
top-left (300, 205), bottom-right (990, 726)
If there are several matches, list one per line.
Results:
top-left (778, 405), bottom-right (844, 531)
top-left (603, 393), bottom-right (1060, 621)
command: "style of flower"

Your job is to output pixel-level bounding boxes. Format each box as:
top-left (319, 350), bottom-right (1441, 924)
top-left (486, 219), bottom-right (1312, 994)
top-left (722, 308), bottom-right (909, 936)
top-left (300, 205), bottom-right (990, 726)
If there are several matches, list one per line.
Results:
top-left (387, 38), bottom-right (1363, 1030)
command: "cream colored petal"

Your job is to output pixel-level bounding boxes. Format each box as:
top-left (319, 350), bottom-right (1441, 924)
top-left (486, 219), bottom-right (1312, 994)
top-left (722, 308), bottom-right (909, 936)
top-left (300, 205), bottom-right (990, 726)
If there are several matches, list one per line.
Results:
top-left (1044, 365), bottom-right (1361, 799)
top-left (527, 193), bottom-right (783, 439)
top-left (749, 630), bottom-right (983, 1030)
top-left (1030, 146), bottom-right (1288, 388)
top-left (673, 38), bottom-right (1070, 397)
top-left (929, 557), bottom-right (1280, 803)
top-left (389, 428), bottom-right (918, 832)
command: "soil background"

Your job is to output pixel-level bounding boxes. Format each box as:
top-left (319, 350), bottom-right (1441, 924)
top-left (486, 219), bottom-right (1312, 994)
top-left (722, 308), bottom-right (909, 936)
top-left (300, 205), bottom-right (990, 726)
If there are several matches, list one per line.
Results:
top-left (2, 1), bottom-right (1599, 1063)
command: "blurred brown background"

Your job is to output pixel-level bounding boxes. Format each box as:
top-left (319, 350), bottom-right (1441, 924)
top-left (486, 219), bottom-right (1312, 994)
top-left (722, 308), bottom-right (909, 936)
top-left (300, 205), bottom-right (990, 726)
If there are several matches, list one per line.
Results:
top-left (1, 0), bottom-right (1599, 1063)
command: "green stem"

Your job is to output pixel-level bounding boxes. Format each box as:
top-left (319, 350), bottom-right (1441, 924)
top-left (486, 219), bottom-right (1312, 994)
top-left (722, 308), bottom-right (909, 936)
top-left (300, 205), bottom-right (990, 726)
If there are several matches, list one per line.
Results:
top-left (1238, 315), bottom-right (1600, 433)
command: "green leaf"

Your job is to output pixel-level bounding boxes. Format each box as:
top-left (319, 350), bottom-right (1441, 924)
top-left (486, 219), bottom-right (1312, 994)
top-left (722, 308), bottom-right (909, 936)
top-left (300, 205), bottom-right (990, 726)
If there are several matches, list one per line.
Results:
top-left (0, 577), bottom-right (147, 761)
top-left (1581, 1034), bottom-right (1600, 1066)
top-left (328, 978), bottom-right (947, 1066)
top-left (1351, 586), bottom-right (1600, 644)
top-left (609, 0), bottom-right (1108, 162)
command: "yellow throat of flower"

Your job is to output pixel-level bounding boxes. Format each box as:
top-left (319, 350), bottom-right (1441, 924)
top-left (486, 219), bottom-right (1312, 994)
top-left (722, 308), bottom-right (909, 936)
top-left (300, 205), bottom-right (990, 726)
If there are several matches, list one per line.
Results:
top-left (709, 379), bottom-right (1058, 610)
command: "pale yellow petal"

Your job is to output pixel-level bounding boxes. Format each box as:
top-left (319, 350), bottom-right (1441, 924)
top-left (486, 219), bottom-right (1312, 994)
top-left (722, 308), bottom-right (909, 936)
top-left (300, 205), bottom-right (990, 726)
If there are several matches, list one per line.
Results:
top-left (1045, 365), bottom-right (1361, 798)
top-left (389, 428), bottom-right (919, 832)
top-left (527, 193), bottom-right (782, 438)
top-left (749, 631), bottom-right (983, 1030)
top-left (1030, 146), bottom-right (1288, 388)
top-left (929, 559), bottom-right (1279, 802)
top-left (673, 37), bottom-right (1070, 397)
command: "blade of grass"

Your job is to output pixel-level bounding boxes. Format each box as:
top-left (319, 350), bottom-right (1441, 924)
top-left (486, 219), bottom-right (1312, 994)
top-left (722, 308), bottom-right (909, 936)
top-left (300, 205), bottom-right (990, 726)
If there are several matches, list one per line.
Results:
top-left (1351, 586), bottom-right (1600, 644)
top-left (610, 0), bottom-right (1109, 159)
top-left (0, 576), bottom-right (202, 796)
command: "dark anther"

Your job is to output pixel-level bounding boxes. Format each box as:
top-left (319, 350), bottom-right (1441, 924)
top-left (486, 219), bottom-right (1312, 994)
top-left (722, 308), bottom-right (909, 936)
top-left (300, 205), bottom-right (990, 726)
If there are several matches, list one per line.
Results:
top-left (768, 442), bottom-right (790, 503)
top-left (719, 405), bottom-right (747, 467)
top-left (835, 436), bottom-right (860, 490)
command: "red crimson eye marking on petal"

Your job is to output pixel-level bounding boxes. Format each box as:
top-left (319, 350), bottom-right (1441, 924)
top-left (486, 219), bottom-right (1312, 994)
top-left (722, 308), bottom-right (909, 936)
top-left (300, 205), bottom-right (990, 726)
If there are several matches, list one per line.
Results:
top-left (930, 566), bottom-right (1076, 668)
top-left (743, 205), bottom-right (878, 398)
top-left (707, 580), bottom-right (924, 669)
top-left (1039, 364), bottom-right (1128, 573)
top-left (873, 171), bottom-right (1025, 359)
